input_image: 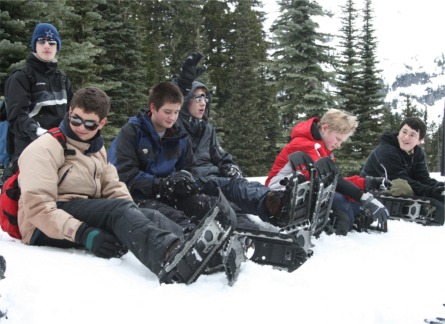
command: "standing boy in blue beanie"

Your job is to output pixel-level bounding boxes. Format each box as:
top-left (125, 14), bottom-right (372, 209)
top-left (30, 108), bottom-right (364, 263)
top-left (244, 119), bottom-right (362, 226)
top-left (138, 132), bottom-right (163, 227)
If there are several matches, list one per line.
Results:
top-left (2, 22), bottom-right (73, 180)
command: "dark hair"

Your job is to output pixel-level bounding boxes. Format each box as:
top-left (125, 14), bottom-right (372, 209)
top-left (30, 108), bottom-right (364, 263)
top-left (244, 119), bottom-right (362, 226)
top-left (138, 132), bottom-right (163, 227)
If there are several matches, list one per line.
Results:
top-left (148, 82), bottom-right (183, 111)
top-left (399, 117), bottom-right (426, 139)
top-left (70, 87), bottom-right (110, 120)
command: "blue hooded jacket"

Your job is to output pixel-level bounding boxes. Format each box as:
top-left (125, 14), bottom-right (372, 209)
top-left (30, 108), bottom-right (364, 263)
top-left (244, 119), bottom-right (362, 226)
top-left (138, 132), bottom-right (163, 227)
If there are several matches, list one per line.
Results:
top-left (108, 109), bottom-right (195, 202)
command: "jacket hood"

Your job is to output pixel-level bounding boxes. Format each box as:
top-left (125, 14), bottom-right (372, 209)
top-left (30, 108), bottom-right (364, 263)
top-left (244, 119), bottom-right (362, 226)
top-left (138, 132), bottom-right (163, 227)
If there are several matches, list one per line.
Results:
top-left (180, 81), bottom-right (210, 120)
top-left (290, 117), bottom-right (320, 141)
top-left (380, 130), bottom-right (399, 146)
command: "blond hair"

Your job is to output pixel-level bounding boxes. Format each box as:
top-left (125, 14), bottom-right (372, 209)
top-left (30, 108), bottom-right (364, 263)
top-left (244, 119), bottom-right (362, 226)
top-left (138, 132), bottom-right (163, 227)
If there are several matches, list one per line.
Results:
top-left (320, 109), bottom-right (358, 135)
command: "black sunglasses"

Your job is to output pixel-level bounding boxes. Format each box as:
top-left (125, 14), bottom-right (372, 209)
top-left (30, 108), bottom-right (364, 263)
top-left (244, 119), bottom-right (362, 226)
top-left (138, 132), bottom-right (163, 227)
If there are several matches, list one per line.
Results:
top-left (36, 37), bottom-right (57, 46)
top-left (69, 114), bottom-right (100, 131)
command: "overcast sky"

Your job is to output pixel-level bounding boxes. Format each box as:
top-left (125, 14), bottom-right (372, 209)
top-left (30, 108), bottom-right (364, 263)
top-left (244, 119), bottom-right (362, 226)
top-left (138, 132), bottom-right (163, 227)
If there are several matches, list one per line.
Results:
top-left (261, 0), bottom-right (444, 64)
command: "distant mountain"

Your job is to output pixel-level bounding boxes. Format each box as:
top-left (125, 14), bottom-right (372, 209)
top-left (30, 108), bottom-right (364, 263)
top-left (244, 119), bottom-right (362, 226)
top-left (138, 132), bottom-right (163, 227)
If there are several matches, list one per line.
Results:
top-left (382, 55), bottom-right (445, 122)
top-left (261, 0), bottom-right (445, 122)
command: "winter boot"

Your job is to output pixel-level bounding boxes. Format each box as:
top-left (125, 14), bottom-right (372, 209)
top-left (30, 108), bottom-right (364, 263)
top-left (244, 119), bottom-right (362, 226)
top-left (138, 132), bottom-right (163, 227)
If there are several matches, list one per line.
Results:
top-left (265, 190), bottom-right (289, 226)
top-left (353, 212), bottom-right (374, 232)
top-left (158, 188), bottom-right (237, 285)
top-left (329, 210), bottom-right (351, 236)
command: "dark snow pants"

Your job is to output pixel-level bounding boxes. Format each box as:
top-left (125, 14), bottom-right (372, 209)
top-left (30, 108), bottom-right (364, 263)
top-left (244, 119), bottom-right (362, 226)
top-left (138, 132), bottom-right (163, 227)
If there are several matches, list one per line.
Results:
top-left (31, 198), bottom-right (183, 276)
top-left (138, 198), bottom-right (193, 229)
top-left (202, 177), bottom-right (271, 222)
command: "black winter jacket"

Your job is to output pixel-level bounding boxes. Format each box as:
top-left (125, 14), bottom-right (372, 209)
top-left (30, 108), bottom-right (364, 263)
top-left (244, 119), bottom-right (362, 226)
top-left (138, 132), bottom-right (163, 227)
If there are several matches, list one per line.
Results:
top-left (5, 53), bottom-right (73, 163)
top-left (176, 81), bottom-right (237, 182)
top-left (361, 130), bottom-right (443, 198)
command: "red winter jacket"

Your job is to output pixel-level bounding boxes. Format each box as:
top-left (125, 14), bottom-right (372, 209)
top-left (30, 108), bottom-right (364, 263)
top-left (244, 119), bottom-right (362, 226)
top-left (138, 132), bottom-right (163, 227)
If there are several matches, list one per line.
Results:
top-left (266, 118), bottom-right (365, 201)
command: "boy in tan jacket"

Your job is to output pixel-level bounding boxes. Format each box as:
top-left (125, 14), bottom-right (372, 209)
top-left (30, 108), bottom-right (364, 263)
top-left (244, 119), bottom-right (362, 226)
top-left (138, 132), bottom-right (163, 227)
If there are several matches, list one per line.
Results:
top-left (17, 86), bottom-right (237, 285)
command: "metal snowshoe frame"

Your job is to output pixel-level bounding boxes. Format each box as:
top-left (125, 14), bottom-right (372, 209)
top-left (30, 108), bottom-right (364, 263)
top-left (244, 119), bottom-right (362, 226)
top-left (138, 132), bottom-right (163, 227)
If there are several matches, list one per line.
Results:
top-left (278, 151), bottom-right (338, 238)
top-left (280, 151), bottom-right (315, 231)
top-left (159, 188), bottom-right (236, 285)
top-left (371, 192), bottom-right (437, 225)
top-left (277, 151), bottom-right (316, 254)
top-left (311, 157), bottom-right (339, 237)
top-left (232, 228), bottom-right (308, 272)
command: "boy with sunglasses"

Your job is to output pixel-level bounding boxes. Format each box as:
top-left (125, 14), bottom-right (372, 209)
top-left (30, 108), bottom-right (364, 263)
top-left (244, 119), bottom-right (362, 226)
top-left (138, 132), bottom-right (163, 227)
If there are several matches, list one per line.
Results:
top-left (17, 86), bottom-right (237, 285)
top-left (3, 23), bottom-right (73, 179)
top-left (175, 79), bottom-right (291, 228)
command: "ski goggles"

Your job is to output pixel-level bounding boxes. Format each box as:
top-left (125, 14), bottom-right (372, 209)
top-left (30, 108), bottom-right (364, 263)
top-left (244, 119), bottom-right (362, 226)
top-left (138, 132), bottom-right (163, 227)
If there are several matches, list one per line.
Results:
top-left (69, 114), bottom-right (100, 131)
top-left (36, 38), bottom-right (57, 46)
top-left (193, 94), bottom-right (209, 103)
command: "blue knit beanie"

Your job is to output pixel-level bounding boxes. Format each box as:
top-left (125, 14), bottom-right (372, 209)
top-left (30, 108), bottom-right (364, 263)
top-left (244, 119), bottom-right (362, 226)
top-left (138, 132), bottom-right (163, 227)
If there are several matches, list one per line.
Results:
top-left (31, 23), bottom-right (61, 52)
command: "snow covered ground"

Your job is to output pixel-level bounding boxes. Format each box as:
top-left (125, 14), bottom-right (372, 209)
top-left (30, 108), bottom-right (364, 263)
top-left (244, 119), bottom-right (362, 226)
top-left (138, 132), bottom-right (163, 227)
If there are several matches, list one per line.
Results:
top-left (1, 174), bottom-right (444, 324)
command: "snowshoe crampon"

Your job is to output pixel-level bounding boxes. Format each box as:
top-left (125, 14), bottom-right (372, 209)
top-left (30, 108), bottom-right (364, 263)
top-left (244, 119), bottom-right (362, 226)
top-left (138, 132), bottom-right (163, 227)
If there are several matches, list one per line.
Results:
top-left (234, 228), bottom-right (308, 272)
top-left (158, 188), bottom-right (236, 285)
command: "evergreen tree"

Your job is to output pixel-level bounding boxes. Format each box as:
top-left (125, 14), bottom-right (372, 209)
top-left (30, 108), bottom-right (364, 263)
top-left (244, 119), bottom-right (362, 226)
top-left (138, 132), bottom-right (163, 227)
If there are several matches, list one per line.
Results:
top-left (58, 0), bottom-right (108, 90)
top-left (333, 0), bottom-right (363, 174)
top-left (220, 0), bottom-right (272, 176)
top-left (400, 94), bottom-right (420, 118)
top-left (202, 0), bottom-right (233, 105)
top-left (137, 0), bottom-right (206, 87)
top-left (353, 0), bottom-right (385, 161)
top-left (335, 0), bottom-right (362, 116)
top-left (91, 1), bottom-right (148, 146)
top-left (269, 0), bottom-right (335, 144)
top-left (94, 1), bottom-right (146, 115)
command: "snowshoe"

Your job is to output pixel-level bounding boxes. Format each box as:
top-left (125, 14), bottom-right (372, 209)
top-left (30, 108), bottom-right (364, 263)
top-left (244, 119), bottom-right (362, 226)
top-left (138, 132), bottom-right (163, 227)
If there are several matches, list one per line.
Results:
top-left (310, 157), bottom-right (339, 237)
top-left (277, 152), bottom-right (315, 248)
top-left (354, 210), bottom-right (388, 233)
top-left (221, 235), bottom-right (248, 286)
top-left (234, 228), bottom-right (308, 272)
top-left (283, 151), bottom-right (316, 226)
top-left (158, 188), bottom-right (236, 285)
top-left (371, 193), bottom-right (438, 225)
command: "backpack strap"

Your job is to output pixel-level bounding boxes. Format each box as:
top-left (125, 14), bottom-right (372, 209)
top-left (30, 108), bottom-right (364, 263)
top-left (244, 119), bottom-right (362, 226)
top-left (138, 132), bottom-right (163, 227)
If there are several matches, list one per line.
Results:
top-left (47, 127), bottom-right (76, 156)
top-left (20, 66), bottom-right (36, 87)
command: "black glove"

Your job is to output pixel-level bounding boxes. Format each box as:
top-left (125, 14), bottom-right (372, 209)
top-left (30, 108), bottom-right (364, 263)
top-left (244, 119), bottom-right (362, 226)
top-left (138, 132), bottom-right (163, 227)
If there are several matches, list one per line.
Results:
top-left (159, 170), bottom-right (200, 199)
top-left (75, 223), bottom-right (127, 259)
top-left (220, 164), bottom-right (243, 179)
top-left (434, 182), bottom-right (444, 188)
top-left (360, 192), bottom-right (389, 224)
top-left (365, 176), bottom-right (392, 191)
top-left (430, 186), bottom-right (445, 200)
top-left (28, 122), bottom-right (39, 140)
top-left (176, 52), bottom-right (206, 94)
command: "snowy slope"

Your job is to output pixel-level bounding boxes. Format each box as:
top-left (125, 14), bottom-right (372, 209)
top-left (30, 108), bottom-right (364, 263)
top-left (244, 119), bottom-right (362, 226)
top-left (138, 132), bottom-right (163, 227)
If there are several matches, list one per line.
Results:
top-left (1, 175), bottom-right (444, 324)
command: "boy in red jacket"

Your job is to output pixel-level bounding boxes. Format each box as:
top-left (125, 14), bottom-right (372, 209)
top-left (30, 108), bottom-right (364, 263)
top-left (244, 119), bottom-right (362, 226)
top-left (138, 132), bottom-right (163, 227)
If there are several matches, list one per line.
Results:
top-left (266, 109), bottom-right (390, 235)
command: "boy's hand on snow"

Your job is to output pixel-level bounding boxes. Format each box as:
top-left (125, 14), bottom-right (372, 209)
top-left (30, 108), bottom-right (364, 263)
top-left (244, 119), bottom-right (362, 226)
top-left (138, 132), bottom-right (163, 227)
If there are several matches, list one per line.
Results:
top-left (75, 224), bottom-right (127, 259)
